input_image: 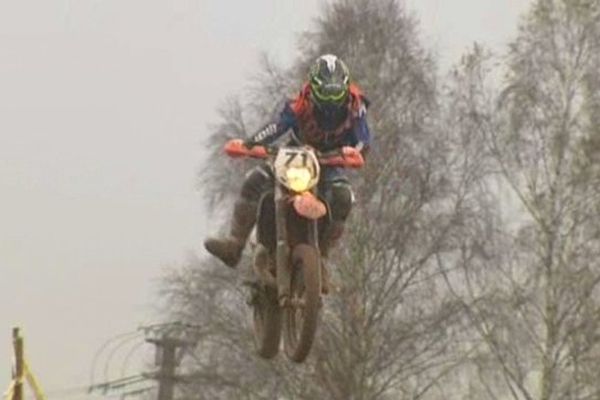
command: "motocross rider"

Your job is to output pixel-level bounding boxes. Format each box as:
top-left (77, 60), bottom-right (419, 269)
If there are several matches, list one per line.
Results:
top-left (204, 54), bottom-right (372, 270)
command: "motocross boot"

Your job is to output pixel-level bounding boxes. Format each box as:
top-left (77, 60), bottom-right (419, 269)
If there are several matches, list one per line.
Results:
top-left (204, 199), bottom-right (256, 268)
top-left (320, 220), bottom-right (345, 258)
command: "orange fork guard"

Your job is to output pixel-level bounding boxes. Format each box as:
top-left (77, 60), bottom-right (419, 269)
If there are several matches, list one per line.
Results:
top-left (293, 192), bottom-right (327, 220)
top-left (224, 139), bottom-right (268, 159)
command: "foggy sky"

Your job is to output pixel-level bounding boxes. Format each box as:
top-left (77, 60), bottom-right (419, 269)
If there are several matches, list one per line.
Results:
top-left (0, 0), bottom-right (529, 398)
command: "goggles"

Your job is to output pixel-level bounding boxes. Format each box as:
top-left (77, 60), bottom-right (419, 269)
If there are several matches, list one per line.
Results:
top-left (311, 83), bottom-right (348, 104)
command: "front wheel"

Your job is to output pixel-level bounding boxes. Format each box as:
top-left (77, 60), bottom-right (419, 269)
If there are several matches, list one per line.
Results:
top-left (283, 244), bottom-right (322, 363)
top-left (252, 285), bottom-right (282, 359)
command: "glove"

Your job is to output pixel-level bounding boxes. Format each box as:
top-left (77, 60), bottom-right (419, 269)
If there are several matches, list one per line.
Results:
top-left (243, 139), bottom-right (259, 149)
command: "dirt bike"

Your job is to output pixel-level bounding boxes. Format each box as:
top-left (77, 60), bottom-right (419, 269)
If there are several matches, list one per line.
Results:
top-left (223, 139), bottom-right (364, 363)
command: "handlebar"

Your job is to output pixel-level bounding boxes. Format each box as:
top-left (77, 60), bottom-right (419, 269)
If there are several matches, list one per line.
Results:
top-left (223, 139), bottom-right (364, 169)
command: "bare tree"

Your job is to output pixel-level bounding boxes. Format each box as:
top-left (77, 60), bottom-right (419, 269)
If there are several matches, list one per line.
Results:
top-left (442, 1), bottom-right (600, 399)
top-left (158, 1), bottom-right (531, 399)
top-left (294, 1), bottom-right (490, 399)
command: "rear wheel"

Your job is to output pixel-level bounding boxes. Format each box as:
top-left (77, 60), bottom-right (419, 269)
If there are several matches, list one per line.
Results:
top-left (283, 244), bottom-right (321, 363)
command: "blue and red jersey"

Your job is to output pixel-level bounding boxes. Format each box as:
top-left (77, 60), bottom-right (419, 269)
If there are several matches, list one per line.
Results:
top-left (249, 83), bottom-right (372, 153)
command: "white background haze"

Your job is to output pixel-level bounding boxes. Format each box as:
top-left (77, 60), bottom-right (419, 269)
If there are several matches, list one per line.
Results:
top-left (0, 0), bottom-right (529, 397)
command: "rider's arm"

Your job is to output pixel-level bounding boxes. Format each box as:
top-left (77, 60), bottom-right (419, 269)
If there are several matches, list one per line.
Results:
top-left (352, 102), bottom-right (372, 155)
top-left (246, 102), bottom-right (297, 145)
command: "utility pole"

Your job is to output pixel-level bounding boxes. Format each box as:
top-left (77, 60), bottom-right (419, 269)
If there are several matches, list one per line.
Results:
top-left (142, 322), bottom-right (201, 400)
top-left (148, 336), bottom-right (179, 400)
top-left (12, 328), bottom-right (24, 400)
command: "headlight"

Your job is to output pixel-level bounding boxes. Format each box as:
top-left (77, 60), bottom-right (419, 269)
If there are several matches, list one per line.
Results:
top-left (286, 167), bottom-right (313, 192)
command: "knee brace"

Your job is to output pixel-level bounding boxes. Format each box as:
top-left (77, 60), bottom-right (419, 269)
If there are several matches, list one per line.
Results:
top-left (240, 165), bottom-right (272, 202)
top-left (327, 182), bottom-right (354, 222)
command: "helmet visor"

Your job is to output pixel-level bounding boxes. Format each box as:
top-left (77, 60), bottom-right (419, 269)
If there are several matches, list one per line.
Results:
top-left (311, 82), bottom-right (348, 104)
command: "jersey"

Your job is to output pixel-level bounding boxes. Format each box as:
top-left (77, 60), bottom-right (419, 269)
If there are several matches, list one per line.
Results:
top-left (248, 83), bottom-right (372, 153)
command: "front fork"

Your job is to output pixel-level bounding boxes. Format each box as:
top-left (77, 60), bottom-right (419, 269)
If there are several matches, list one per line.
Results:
top-left (275, 185), bottom-right (319, 306)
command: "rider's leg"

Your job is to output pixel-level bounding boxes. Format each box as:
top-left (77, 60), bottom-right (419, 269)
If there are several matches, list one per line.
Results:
top-left (319, 169), bottom-right (354, 257)
top-left (318, 170), bottom-right (354, 295)
top-left (204, 165), bottom-right (272, 268)
top-left (321, 182), bottom-right (354, 257)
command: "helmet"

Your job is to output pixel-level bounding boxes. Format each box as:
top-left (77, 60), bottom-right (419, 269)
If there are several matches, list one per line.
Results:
top-left (308, 54), bottom-right (351, 108)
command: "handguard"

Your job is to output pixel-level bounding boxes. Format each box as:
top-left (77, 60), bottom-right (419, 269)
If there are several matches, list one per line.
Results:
top-left (320, 146), bottom-right (365, 169)
top-left (224, 139), bottom-right (269, 159)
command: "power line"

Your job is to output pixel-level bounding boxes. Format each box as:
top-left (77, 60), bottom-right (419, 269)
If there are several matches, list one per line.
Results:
top-left (89, 322), bottom-right (202, 400)
top-left (89, 331), bottom-right (144, 388)
top-left (102, 335), bottom-right (146, 383)
top-left (88, 374), bottom-right (154, 398)
top-left (120, 341), bottom-right (148, 379)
